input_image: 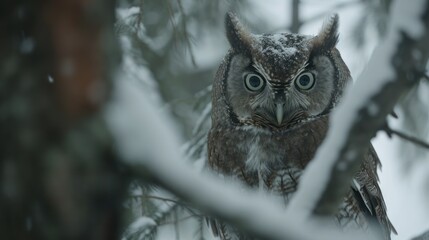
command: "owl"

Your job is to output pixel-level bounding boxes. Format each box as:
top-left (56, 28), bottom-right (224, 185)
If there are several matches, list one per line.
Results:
top-left (207, 13), bottom-right (396, 240)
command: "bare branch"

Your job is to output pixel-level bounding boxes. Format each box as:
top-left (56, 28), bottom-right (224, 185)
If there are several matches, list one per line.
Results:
top-left (160, 214), bottom-right (202, 226)
top-left (176, 0), bottom-right (197, 66)
top-left (142, 195), bottom-right (203, 217)
top-left (303, 1), bottom-right (360, 25)
top-left (290, 0), bottom-right (301, 33)
top-left (384, 126), bottom-right (429, 149)
top-left (143, 195), bottom-right (183, 204)
top-left (272, 0), bottom-right (359, 33)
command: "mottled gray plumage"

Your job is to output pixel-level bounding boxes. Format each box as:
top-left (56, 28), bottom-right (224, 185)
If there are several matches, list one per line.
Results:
top-left (208, 13), bottom-right (396, 240)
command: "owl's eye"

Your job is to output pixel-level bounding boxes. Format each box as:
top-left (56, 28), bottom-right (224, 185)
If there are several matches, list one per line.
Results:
top-left (244, 73), bottom-right (265, 92)
top-left (295, 72), bottom-right (315, 90)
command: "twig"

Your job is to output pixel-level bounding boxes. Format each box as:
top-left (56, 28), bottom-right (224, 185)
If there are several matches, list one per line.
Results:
top-left (158, 214), bottom-right (203, 226)
top-left (290, 0), bottom-right (301, 33)
top-left (174, 207), bottom-right (180, 240)
top-left (143, 195), bottom-right (203, 218)
top-left (194, 216), bottom-right (206, 240)
top-left (271, 0), bottom-right (359, 32)
top-left (385, 127), bottom-right (429, 149)
top-left (143, 195), bottom-right (183, 204)
top-left (303, 0), bottom-right (360, 25)
top-left (136, 0), bottom-right (144, 31)
top-left (176, 0), bottom-right (197, 66)
top-left (143, 195), bottom-right (188, 208)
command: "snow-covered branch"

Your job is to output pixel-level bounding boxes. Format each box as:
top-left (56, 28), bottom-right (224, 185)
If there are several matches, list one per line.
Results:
top-left (287, 0), bottom-right (429, 217)
top-left (109, 0), bottom-right (429, 239)
top-left (106, 77), bottom-right (369, 240)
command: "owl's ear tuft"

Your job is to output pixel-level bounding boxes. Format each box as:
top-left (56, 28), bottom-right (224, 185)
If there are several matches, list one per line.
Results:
top-left (225, 12), bottom-right (256, 54)
top-left (310, 14), bottom-right (339, 54)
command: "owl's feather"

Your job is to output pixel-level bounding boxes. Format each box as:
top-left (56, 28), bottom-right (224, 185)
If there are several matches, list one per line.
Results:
top-left (310, 14), bottom-right (339, 55)
top-left (225, 12), bottom-right (257, 56)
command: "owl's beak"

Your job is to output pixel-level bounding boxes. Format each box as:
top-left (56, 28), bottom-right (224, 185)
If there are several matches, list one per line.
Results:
top-left (276, 104), bottom-right (284, 125)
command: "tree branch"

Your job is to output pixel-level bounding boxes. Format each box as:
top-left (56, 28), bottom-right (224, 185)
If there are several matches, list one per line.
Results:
top-left (303, 0), bottom-right (360, 25)
top-left (272, 0), bottom-right (359, 33)
top-left (109, 1), bottom-right (429, 240)
top-left (106, 75), bottom-right (370, 240)
top-left (290, 0), bottom-right (301, 33)
top-left (384, 126), bottom-right (429, 149)
top-left (287, 0), bottom-right (429, 217)
top-left (176, 0), bottom-right (197, 66)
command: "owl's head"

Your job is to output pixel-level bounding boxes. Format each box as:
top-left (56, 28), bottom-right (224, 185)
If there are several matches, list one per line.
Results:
top-left (212, 13), bottom-right (351, 130)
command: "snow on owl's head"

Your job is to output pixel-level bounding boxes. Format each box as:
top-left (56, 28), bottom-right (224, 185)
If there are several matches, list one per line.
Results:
top-left (213, 13), bottom-right (351, 130)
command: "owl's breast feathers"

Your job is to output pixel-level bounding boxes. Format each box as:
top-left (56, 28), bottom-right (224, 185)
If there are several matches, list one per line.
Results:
top-left (208, 115), bottom-right (328, 178)
top-left (208, 115), bottom-right (396, 239)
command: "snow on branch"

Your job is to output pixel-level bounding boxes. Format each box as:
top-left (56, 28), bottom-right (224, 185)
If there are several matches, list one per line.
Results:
top-left (105, 76), bottom-right (370, 240)
top-left (287, 0), bottom-right (429, 217)
top-left (107, 0), bottom-right (429, 239)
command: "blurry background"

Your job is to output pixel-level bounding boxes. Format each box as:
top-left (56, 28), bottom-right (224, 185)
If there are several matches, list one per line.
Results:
top-left (116, 0), bottom-right (429, 239)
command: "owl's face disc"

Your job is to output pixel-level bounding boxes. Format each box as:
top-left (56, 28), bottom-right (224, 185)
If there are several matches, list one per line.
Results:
top-left (221, 14), bottom-right (350, 131)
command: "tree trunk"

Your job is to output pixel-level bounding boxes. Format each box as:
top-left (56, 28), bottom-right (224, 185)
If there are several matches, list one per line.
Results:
top-left (0, 0), bottom-right (126, 239)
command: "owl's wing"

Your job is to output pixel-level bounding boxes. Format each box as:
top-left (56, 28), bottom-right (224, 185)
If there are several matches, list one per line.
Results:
top-left (351, 144), bottom-right (397, 239)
